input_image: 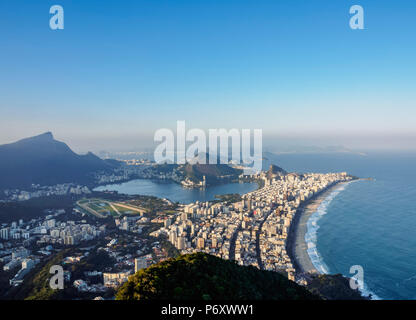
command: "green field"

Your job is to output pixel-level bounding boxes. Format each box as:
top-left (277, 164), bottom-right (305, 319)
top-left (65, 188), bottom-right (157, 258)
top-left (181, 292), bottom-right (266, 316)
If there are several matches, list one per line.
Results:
top-left (76, 198), bottom-right (146, 218)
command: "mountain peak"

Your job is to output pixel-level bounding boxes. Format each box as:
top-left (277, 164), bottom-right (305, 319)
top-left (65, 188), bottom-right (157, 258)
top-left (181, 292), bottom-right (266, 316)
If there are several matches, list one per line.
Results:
top-left (12, 132), bottom-right (56, 146)
top-left (34, 132), bottom-right (54, 140)
top-left (13, 132), bottom-right (54, 144)
top-left (0, 132), bottom-right (119, 190)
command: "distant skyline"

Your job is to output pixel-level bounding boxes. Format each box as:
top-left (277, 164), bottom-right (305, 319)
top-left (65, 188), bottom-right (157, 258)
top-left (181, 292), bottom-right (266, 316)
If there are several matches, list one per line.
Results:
top-left (1, 0), bottom-right (415, 153)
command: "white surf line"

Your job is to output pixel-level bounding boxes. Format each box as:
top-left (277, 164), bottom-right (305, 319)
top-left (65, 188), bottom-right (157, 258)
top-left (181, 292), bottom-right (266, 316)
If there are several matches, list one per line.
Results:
top-left (305, 180), bottom-right (382, 300)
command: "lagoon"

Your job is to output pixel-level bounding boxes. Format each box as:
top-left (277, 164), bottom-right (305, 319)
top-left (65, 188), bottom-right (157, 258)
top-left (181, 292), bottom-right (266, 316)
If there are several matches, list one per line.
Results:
top-left (94, 179), bottom-right (258, 204)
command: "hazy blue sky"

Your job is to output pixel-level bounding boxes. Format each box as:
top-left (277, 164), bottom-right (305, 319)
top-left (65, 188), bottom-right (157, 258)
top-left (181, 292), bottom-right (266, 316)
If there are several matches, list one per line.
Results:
top-left (0, 0), bottom-right (415, 152)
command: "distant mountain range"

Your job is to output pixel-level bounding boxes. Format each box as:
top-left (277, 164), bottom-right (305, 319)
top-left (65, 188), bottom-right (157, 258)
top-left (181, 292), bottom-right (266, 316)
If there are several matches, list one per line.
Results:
top-left (0, 132), bottom-right (119, 190)
top-left (0, 132), bottom-right (292, 191)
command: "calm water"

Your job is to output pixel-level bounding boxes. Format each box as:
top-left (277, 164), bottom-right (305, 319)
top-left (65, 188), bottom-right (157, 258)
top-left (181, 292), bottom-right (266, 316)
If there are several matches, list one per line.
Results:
top-left (265, 152), bottom-right (416, 300)
top-left (94, 179), bottom-right (258, 204)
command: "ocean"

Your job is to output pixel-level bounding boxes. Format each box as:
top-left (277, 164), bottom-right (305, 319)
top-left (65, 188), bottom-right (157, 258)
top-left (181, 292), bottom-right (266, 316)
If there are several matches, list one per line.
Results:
top-left (265, 151), bottom-right (416, 300)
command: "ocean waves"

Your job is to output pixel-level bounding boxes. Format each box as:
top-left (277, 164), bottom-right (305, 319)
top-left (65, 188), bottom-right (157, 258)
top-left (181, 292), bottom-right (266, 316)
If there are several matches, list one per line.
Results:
top-left (304, 181), bottom-right (382, 300)
top-left (305, 183), bottom-right (350, 274)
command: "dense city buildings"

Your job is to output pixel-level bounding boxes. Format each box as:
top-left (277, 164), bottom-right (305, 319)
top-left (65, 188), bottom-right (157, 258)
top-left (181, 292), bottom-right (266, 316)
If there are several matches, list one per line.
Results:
top-left (0, 167), bottom-right (352, 298)
top-left (154, 171), bottom-right (352, 281)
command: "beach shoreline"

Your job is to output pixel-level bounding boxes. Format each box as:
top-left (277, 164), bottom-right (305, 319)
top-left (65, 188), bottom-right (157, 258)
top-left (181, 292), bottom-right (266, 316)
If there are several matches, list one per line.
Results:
top-left (287, 180), bottom-right (350, 275)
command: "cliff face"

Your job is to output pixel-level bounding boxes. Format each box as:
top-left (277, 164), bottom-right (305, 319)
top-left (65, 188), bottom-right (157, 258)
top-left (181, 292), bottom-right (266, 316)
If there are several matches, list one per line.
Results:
top-left (116, 253), bottom-right (318, 300)
top-left (0, 132), bottom-right (119, 189)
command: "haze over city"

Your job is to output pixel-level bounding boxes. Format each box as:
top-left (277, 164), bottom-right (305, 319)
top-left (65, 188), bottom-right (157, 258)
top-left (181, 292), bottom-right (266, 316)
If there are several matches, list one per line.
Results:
top-left (1, 0), bottom-right (415, 153)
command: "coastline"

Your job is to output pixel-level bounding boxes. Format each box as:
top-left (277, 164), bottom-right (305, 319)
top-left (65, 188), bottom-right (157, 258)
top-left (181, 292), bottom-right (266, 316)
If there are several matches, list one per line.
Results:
top-left (287, 179), bottom-right (381, 300)
top-left (287, 181), bottom-right (350, 275)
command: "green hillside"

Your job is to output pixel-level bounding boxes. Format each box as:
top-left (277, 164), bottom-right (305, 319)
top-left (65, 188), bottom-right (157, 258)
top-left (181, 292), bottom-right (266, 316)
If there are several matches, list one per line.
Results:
top-left (116, 252), bottom-right (318, 300)
top-left (181, 163), bottom-right (242, 185)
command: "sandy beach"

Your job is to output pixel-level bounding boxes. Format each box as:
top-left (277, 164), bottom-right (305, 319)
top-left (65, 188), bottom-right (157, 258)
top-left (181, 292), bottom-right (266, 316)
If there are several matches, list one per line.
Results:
top-left (287, 181), bottom-right (349, 275)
